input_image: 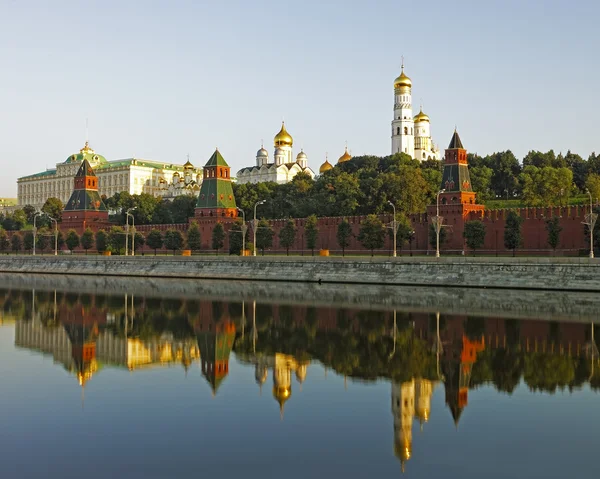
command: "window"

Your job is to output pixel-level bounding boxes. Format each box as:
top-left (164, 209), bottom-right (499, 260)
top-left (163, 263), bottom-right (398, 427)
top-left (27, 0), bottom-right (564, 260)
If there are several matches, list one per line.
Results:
top-left (404, 127), bottom-right (408, 135)
top-left (396, 127), bottom-right (400, 135)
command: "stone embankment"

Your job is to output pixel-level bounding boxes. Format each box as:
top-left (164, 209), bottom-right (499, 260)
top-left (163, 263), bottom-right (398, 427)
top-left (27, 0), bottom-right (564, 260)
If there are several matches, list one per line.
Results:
top-left (0, 255), bottom-right (598, 292)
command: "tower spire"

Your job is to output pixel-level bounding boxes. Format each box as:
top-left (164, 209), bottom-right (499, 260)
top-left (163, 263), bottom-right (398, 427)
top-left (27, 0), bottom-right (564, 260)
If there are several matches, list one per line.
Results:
top-left (401, 55), bottom-right (404, 71)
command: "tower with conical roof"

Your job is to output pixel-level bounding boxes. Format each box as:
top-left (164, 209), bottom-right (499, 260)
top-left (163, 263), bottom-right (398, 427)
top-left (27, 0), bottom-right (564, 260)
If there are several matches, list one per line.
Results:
top-left (391, 62), bottom-right (414, 158)
top-left (61, 159), bottom-right (109, 234)
top-left (195, 149), bottom-right (237, 219)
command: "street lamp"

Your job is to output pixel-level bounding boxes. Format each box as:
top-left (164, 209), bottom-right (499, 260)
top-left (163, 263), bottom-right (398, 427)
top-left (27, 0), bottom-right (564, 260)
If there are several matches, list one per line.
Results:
top-left (32, 212), bottom-right (40, 256)
top-left (586, 189), bottom-right (597, 259)
top-left (253, 200), bottom-right (266, 257)
top-left (237, 207), bottom-right (247, 256)
top-left (387, 200), bottom-right (397, 258)
top-left (435, 189), bottom-right (446, 258)
top-left (48, 216), bottom-right (58, 256)
top-left (125, 208), bottom-right (136, 256)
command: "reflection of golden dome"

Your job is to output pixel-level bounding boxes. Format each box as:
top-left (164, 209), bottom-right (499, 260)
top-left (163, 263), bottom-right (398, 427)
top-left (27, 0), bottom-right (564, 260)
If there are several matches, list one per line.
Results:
top-left (394, 440), bottom-right (412, 472)
top-left (273, 385), bottom-right (291, 417)
top-left (319, 158), bottom-right (333, 174)
top-left (337, 147), bottom-right (352, 164)
top-left (274, 122), bottom-right (293, 147)
top-left (394, 68), bottom-right (412, 90)
top-left (415, 406), bottom-right (429, 423)
top-left (413, 109), bottom-right (430, 123)
top-left (76, 358), bottom-right (98, 387)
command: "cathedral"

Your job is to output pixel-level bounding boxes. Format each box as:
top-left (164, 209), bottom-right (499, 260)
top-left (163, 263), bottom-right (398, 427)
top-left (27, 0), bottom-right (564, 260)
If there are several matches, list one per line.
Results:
top-left (391, 64), bottom-right (441, 161)
top-left (235, 122), bottom-right (316, 184)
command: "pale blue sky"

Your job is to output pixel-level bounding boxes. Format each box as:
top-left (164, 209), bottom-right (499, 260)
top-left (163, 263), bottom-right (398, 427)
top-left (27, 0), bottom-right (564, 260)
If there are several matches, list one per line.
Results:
top-left (1, 0), bottom-right (598, 196)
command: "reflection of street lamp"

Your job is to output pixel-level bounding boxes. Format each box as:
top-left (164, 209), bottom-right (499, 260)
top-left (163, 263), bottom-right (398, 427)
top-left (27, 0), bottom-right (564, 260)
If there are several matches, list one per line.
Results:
top-left (585, 189), bottom-right (597, 259)
top-left (48, 216), bottom-right (58, 256)
top-left (435, 189), bottom-right (445, 258)
top-left (253, 200), bottom-right (266, 257)
top-left (388, 201), bottom-right (397, 258)
top-left (237, 207), bottom-right (246, 255)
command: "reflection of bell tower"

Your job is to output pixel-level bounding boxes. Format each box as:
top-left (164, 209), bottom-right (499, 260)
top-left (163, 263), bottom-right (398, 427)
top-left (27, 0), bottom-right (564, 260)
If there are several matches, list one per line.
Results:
top-left (392, 379), bottom-right (414, 473)
top-left (414, 379), bottom-right (436, 430)
top-left (194, 302), bottom-right (236, 396)
top-left (444, 334), bottom-right (485, 425)
top-left (273, 353), bottom-right (292, 418)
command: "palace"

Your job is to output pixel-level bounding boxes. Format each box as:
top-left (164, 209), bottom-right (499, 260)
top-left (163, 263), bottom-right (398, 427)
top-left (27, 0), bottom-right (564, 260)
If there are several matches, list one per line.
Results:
top-left (391, 64), bottom-right (441, 161)
top-left (236, 122), bottom-right (316, 184)
top-left (16, 142), bottom-right (203, 208)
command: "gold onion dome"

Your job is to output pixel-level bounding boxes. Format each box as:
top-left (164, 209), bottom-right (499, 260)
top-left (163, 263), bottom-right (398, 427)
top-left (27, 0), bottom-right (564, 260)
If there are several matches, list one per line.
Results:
top-left (394, 68), bottom-right (412, 90)
top-left (338, 147), bottom-right (352, 164)
top-left (414, 109), bottom-right (430, 123)
top-left (183, 159), bottom-right (194, 169)
top-left (274, 122), bottom-right (293, 147)
top-left (319, 158), bottom-right (333, 173)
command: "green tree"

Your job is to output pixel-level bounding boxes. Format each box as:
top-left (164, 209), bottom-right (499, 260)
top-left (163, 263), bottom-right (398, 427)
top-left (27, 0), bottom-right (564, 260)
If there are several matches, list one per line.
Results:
top-left (504, 211), bottom-right (523, 256)
top-left (23, 205), bottom-right (37, 225)
top-left (56, 230), bottom-right (65, 251)
top-left (304, 214), bottom-right (319, 256)
top-left (164, 229), bottom-right (184, 255)
top-left (95, 230), bottom-right (108, 253)
top-left (278, 219), bottom-right (297, 256)
top-left (108, 226), bottom-right (127, 255)
top-left (228, 220), bottom-right (246, 255)
top-left (65, 229), bottom-right (80, 252)
top-left (388, 213), bottom-right (413, 255)
top-left (11, 233), bottom-right (22, 254)
top-left (545, 217), bottom-right (562, 253)
top-left (187, 221), bottom-right (202, 252)
top-left (585, 173), bottom-right (600, 201)
top-left (357, 214), bottom-right (386, 256)
top-left (469, 166), bottom-right (494, 202)
top-left (169, 196), bottom-right (197, 224)
top-left (23, 230), bottom-right (35, 253)
top-left (0, 229), bottom-right (9, 254)
top-left (463, 220), bottom-right (487, 255)
top-left (133, 231), bottom-right (145, 253)
top-left (336, 219), bottom-right (352, 256)
top-left (36, 229), bottom-right (50, 254)
top-left (41, 197), bottom-right (64, 222)
top-left (255, 219), bottom-right (274, 255)
top-left (211, 223), bottom-right (225, 254)
top-left (146, 229), bottom-right (164, 255)
top-left (80, 228), bottom-right (94, 254)
top-left (11, 210), bottom-right (27, 230)
top-left (428, 223), bottom-right (447, 249)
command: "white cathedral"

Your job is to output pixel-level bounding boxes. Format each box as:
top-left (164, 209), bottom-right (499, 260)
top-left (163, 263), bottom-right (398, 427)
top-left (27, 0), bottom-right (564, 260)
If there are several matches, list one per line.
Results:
top-left (391, 64), bottom-right (441, 161)
top-left (236, 122), bottom-right (316, 184)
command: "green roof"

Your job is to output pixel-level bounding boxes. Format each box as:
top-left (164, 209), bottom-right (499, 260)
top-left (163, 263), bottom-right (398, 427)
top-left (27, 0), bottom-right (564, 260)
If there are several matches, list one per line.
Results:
top-left (441, 164), bottom-right (473, 193)
top-left (197, 330), bottom-right (235, 394)
top-left (64, 142), bottom-right (108, 164)
top-left (196, 179), bottom-right (236, 209)
top-left (19, 169), bottom-right (57, 180)
top-left (64, 189), bottom-right (108, 212)
top-left (205, 149), bottom-right (229, 168)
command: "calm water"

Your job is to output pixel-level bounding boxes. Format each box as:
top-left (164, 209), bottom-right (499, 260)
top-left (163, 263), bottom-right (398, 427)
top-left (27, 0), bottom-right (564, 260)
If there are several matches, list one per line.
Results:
top-left (0, 280), bottom-right (599, 479)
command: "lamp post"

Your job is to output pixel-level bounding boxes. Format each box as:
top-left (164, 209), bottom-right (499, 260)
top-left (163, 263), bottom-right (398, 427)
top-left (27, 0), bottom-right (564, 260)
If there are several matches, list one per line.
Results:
top-left (237, 207), bottom-right (246, 256)
top-left (435, 189), bottom-right (446, 258)
top-left (388, 201), bottom-right (397, 258)
top-left (253, 200), bottom-right (266, 257)
top-left (586, 189), bottom-right (596, 259)
top-left (48, 216), bottom-right (58, 256)
top-left (126, 209), bottom-right (135, 256)
top-left (125, 208), bottom-right (135, 256)
top-left (32, 212), bottom-right (39, 256)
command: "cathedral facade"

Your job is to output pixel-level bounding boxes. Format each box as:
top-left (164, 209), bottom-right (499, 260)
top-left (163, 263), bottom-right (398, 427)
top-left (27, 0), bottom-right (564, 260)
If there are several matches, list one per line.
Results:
top-left (236, 122), bottom-right (315, 184)
top-left (391, 65), bottom-right (441, 161)
top-left (17, 142), bottom-right (202, 208)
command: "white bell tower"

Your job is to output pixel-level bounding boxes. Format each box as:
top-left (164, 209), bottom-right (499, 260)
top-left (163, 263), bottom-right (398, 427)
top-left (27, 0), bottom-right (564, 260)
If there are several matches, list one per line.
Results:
top-left (391, 60), bottom-right (414, 157)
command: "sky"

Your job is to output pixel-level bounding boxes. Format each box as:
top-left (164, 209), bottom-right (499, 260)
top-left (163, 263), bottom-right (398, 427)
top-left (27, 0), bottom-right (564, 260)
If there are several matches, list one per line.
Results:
top-left (0, 0), bottom-right (599, 196)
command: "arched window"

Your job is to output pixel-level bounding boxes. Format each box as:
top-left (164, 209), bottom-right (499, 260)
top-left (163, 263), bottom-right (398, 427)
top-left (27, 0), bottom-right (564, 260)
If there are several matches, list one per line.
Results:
top-left (404, 127), bottom-right (408, 135)
top-left (396, 127), bottom-right (400, 135)
top-left (422, 152), bottom-right (426, 159)
top-left (442, 198), bottom-right (447, 205)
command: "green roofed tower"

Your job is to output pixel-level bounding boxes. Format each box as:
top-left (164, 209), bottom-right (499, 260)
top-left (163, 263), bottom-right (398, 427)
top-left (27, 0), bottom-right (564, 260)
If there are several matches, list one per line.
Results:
top-left (195, 149), bottom-right (238, 220)
top-left (439, 129), bottom-right (476, 206)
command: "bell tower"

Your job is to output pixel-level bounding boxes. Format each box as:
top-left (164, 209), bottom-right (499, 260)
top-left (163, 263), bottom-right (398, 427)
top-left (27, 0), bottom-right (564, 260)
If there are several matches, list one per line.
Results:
top-left (391, 61), bottom-right (414, 157)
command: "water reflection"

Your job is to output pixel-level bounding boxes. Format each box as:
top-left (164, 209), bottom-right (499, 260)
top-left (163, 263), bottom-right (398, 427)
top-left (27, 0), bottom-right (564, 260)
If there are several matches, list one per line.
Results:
top-left (2, 287), bottom-right (599, 475)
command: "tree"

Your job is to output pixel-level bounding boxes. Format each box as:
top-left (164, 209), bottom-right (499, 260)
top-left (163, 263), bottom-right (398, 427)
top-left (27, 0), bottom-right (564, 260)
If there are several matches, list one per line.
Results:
top-left (187, 221), bottom-right (202, 252)
top-left (463, 221), bottom-right (487, 255)
top-left (146, 229), bottom-right (164, 255)
top-left (11, 233), bottom-right (22, 254)
top-left (428, 223), bottom-right (447, 249)
top-left (337, 219), bottom-right (352, 257)
top-left (108, 226), bottom-right (127, 255)
top-left (211, 223), bottom-right (225, 254)
top-left (95, 230), bottom-right (108, 253)
top-left (0, 229), bottom-right (9, 254)
top-left (41, 197), bottom-right (64, 222)
top-left (585, 173), bottom-right (600, 202)
top-left (23, 205), bottom-right (37, 225)
top-left (36, 229), bottom-right (49, 255)
top-left (170, 196), bottom-right (197, 224)
top-left (278, 219), bottom-right (297, 256)
top-left (304, 215), bottom-right (319, 256)
top-left (256, 219), bottom-right (274, 255)
top-left (357, 214), bottom-right (386, 256)
top-left (164, 229), bottom-right (184, 255)
top-left (228, 221), bottom-right (245, 255)
top-left (65, 229), bottom-right (80, 252)
top-left (388, 213), bottom-right (413, 255)
top-left (23, 230), bottom-right (35, 253)
top-left (133, 231), bottom-right (145, 253)
top-left (504, 211), bottom-right (523, 256)
top-left (545, 217), bottom-right (562, 253)
top-left (80, 228), bottom-right (94, 254)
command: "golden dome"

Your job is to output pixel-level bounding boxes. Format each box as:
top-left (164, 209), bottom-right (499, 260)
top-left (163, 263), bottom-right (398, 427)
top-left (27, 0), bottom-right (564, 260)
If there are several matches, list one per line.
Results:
top-left (319, 158), bottom-right (333, 174)
top-left (394, 68), bottom-right (412, 90)
top-left (337, 147), bottom-right (352, 164)
top-left (274, 122), bottom-right (293, 147)
top-left (413, 109), bottom-right (430, 123)
top-left (183, 159), bottom-right (194, 169)
top-left (80, 141), bottom-right (95, 154)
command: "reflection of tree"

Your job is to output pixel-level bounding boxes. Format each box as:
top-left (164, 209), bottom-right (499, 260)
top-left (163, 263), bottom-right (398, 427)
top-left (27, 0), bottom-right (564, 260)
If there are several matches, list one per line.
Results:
top-left (524, 353), bottom-right (576, 393)
top-left (492, 349), bottom-right (523, 394)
